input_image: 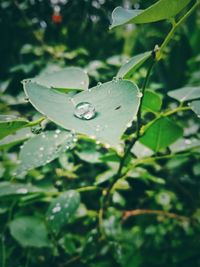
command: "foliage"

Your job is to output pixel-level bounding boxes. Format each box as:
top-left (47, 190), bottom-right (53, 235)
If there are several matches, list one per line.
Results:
top-left (1, 0), bottom-right (200, 267)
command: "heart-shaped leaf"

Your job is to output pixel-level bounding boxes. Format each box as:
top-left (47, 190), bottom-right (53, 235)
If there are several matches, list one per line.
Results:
top-left (190, 100), bottom-right (200, 118)
top-left (140, 116), bottom-right (183, 152)
top-left (29, 66), bottom-right (89, 92)
top-left (110, 0), bottom-right (190, 29)
top-left (9, 216), bottom-right (49, 248)
top-left (15, 130), bottom-right (75, 177)
top-left (168, 86), bottom-right (200, 102)
top-left (117, 51), bottom-right (151, 78)
top-left (0, 115), bottom-right (29, 140)
top-left (23, 80), bottom-right (140, 146)
top-left (46, 190), bottom-right (80, 234)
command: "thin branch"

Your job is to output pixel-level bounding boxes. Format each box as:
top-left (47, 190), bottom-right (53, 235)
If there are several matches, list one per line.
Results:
top-left (122, 209), bottom-right (191, 222)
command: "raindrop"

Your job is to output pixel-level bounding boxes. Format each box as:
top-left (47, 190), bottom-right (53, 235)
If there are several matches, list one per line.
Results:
top-left (74, 102), bottom-right (96, 120)
top-left (31, 125), bottom-right (42, 135)
top-left (80, 81), bottom-right (86, 85)
top-left (39, 147), bottom-right (44, 151)
top-left (112, 76), bottom-right (118, 83)
top-left (126, 122), bottom-right (132, 128)
top-left (55, 129), bottom-right (61, 134)
top-left (54, 134), bottom-right (58, 138)
top-left (97, 82), bottom-right (102, 87)
top-left (137, 92), bottom-right (143, 98)
top-left (52, 205), bottom-right (61, 213)
top-left (24, 97), bottom-right (29, 102)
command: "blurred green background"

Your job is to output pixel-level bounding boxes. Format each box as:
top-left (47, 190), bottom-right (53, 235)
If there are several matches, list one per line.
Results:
top-left (0, 1), bottom-right (200, 267)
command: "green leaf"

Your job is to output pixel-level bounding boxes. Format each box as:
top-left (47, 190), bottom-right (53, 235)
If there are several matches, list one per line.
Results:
top-left (140, 116), bottom-right (183, 152)
top-left (117, 52), bottom-right (151, 78)
top-left (46, 190), bottom-right (80, 234)
top-left (23, 80), bottom-right (140, 146)
top-left (110, 0), bottom-right (190, 29)
top-left (142, 90), bottom-right (162, 113)
top-left (0, 128), bottom-right (32, 150)
top-left (170, 138), bottom-right (200, 153)
top-left (29, 66), bottom-right (89, 92)
top-left (0, 182), bottom-right (42, 198)
top-left (15, 130), bottom-right (75, 177)
top-left (168, 86), bottom-right (200, 102)
top-left (9, 216), bottom-right (49, 248)
top-left (190, 100), bottom-right (200, 118)
top-left (0, 115), bottom-right (28, 140)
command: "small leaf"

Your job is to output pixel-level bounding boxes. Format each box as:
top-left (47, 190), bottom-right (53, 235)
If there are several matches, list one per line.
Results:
top-left (46, 190), bottom-right (80, 234)
top-left (142, 90), bottom-right (162, 113)
top-left (9, 216), bottom-right (49, 248)
top-left (0, 182), bottom-right (42, 198)
top-left (24, 80), bottom-right (140, 146)
top-left (110, 0), bottom-right (190, 29)
top-left (15, 130), bottom-right (75, 177)
top-left (190, 100), bottom-right (200, 118)
top-left (140, 116), bottom-right (183, 152)
top-left (117, 52), bottom-right (151, 78)
top-left (170, 138), bottom-right (200, 153)
top-left (0, 128), bottom-right (32, 150)
top-left (30, 66), bottom-right (89, 92)
top-left (0, 115), bottom-right (28, 140)
top-left (168, 86), bottom-right (200, 102)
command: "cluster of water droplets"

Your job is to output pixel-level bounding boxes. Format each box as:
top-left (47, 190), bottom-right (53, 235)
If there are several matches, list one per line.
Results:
top-left (14, 130), bottom-right (77, 178)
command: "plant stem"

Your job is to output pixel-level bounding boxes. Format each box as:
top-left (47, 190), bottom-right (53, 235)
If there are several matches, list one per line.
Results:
top-left (26, 116), bottom-right (46, 127)
top-left (1, 235), bottom-right (6, 267)
top-left (98, 1), bottom-right (199, 230)
top-left (158, 0), bottom-right (200, 59)
top-left (122, 209), bottom-right (191, 222)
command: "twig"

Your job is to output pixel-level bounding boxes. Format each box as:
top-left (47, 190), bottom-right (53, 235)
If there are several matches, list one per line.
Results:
top-left (122, 209), bottom-right (191, 222)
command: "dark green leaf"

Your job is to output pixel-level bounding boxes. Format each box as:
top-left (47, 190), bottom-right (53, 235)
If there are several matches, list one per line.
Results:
top-left (46, 190), bottom-right (80, 234)
top-left (9, 216), bottom-right (49, 248)
top-left (0, 115), bottom-right (28, 140)
top-left (140, 116), bottom-right (183, 151)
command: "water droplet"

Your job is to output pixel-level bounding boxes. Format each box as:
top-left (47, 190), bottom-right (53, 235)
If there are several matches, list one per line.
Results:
top-left (95, 125), bottom-right (101, 132)
top-left (96, 140), bottom-right (101, 145)
top-left (52, 205), bottom-right (61, 213)
top-left (105, 144), bottom-right (110, 149)
top-left (54, 134), bottom-right (58, 138)
top-left (24, 97), bottom-right (29, 102)
top-left (31, 125), bottom-right (42, 134)
top-left (126, 122), bottom-right (132, 128)
top-left (74, 102), bottom-right (96, 120)
top-left (80, 81), bottom-right (86, 85)
top-left (55, 129), bottom-right (61, 134)
top-left (112, 76), bottom-right (118, 82)
top-left (137, 92), bottom-right (143, 98)
top-left (39, 147), bottom-right (44, 151)
top-left (97, 82), bottom-right (102, 87)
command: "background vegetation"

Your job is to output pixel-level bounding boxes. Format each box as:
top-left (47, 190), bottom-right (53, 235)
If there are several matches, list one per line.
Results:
top-left (0, 0), bottom-right (200, 267)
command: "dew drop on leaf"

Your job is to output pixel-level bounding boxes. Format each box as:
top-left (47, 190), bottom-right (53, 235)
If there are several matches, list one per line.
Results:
top-left (137, 92), bottom-right (143, 98)
top-left (74, 102), bottom-right (96, 120)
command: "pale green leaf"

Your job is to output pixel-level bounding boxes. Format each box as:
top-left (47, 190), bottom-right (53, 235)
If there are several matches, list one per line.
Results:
top-left (110, 0), bottom-right (190, 29)
top-left (190, 100), bottom-right (200, 118)
top-left (23, 80), bottom-right (140, 146)
top-left (168, 86), bottom-right (200, 102)
top-left (170, 138), bottom-right (200, 153)
top-left (117, 52), bottom-right (151, 78)
top-left (15, 130), bottom-right (75, 177)
top-left (27, 66), bottom-right (89, 92)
